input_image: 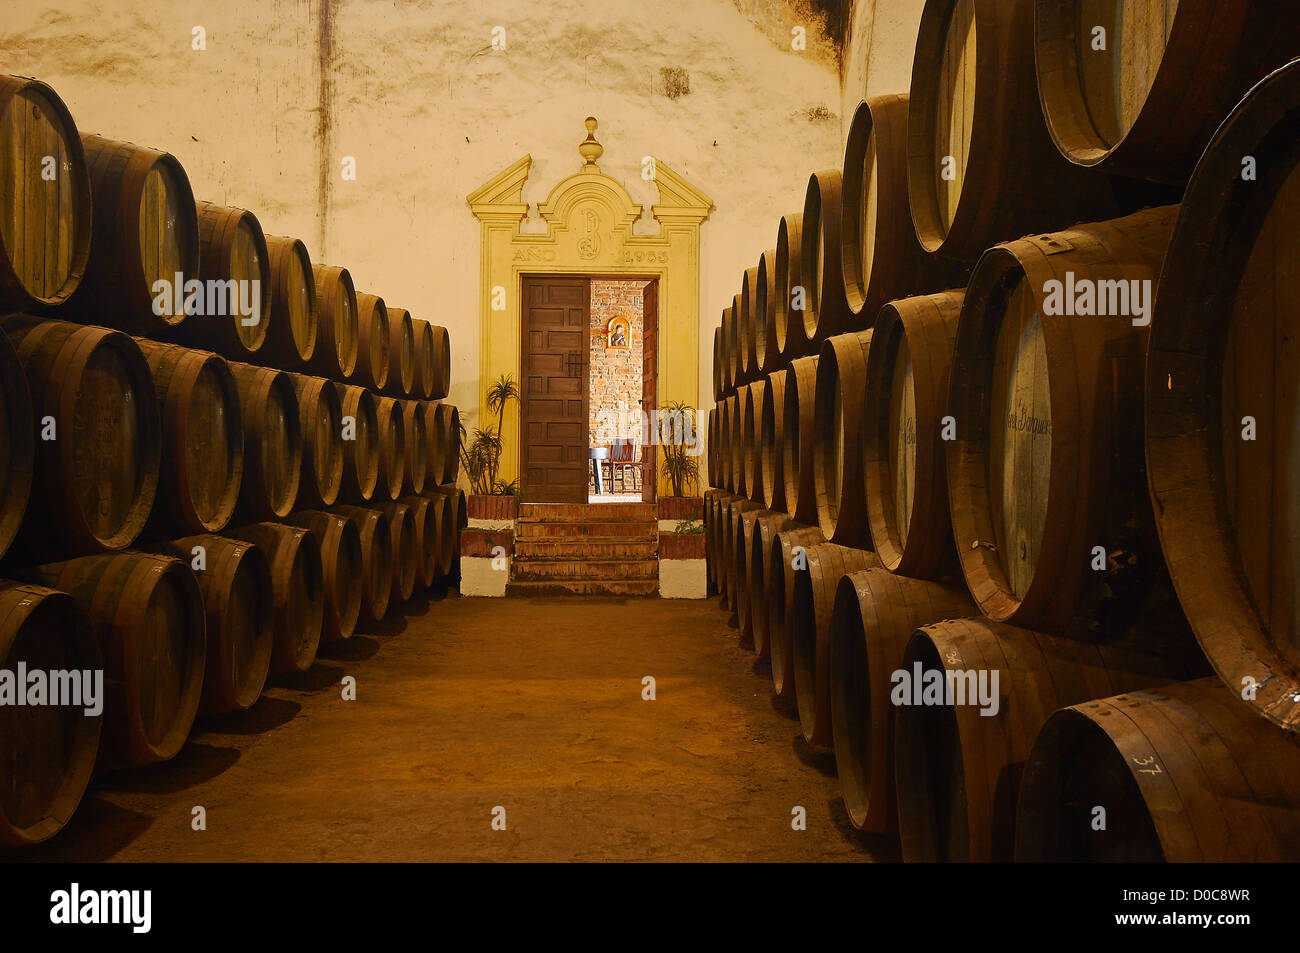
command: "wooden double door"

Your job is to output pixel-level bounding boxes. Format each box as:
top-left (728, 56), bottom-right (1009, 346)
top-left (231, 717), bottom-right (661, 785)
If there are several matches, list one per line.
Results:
top-left (520, 276), bottom-right (657, 503)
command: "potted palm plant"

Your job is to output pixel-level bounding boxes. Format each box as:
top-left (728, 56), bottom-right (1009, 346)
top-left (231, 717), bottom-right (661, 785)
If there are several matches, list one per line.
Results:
top-left (461, 373), bottom-right (520, 521)
top-left (657, 400), bottom-right (703, 522)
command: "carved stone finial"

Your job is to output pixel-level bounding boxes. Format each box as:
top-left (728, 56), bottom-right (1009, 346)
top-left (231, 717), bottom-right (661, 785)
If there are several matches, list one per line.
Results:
top-left (578, 116), bottom-right (603, 169)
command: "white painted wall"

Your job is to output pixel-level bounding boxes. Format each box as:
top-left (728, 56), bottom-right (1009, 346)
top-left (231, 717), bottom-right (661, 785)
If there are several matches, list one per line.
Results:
top-left (4, 0), bottom-right (842, 446)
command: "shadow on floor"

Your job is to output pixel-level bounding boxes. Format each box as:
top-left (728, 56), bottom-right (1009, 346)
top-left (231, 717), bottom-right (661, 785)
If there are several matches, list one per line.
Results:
top-left (792, 734), bottom-right (837, 777)
top-left (829, 797), bottom-right (903, 862)
top-left (4, 797), bottom-right (155, 863)
top-left (199, 696), bottom-right (302, 736)
top-left (317, 635), bottom-right (381, 662)
top-left (98, 742), bottom-right (242, 795)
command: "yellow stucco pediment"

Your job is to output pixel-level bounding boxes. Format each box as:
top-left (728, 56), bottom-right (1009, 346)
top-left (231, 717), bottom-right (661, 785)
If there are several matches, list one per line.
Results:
top-left (466, 118), bottom-right (713, 496)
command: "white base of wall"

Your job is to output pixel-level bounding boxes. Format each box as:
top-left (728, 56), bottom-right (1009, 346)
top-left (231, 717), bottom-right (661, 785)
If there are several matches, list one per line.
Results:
top-left (468, 518), bottom-right (515, 532)
top-left (461, 556), bottom-right (510, 596)
top-left (659, 558), bottom-right (706, 599)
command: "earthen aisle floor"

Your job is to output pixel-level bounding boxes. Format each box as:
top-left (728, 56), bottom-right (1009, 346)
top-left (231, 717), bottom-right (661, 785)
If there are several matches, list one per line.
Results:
top-left (17, 594), bottom-right (891, 862)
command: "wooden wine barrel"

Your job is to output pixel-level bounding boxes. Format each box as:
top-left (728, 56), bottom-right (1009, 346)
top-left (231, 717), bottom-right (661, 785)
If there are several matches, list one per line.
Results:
top-left (723, 498), bottom-right (762, 625)
top-left (801, 170), bottom-right (851, 344)
top-left (0, 329), bottom-right (34, 562)
top-left (739, 266), bottom-right (760, 383)
top-left (228, 362), bottom-right (302, 521)
top-left (722, 302), bottom-right (739, 392)
top-left (907, 0), bottom-right (1127, 261)
top-left (308, 264), bottom-right (359, 381)
top-left (741, 510), bottom-right (792, 657)
top-left (424, 401), bottom-right (459, 489)
top-left (948, 205), bottom-right (1178, 632)
top-left (862, 291), bottom-right (964, 577)
top-left (376, 501), bottom-right (417, 604)
top-left (758, 369), bottom-right (788, 513)
top-left (174, 202), bottom-right (271, 359)
top-left (411, 319), bottom-right (436, 399)
top-left (72, 135), bottom-right (198, 333)
top-left (288, 373), bottom-right (343, 510)
top-left (747, 511), bottom-right (797, 658)
top-left (813, 331), bottom-right (873, 545)
top-left (135, 340), bottom-right (243, 538)
top-left (335, 384), bottom-right (379, 502)
top-left (260, 236), bottom-right (318, 369)
top-left (424, 323), bottom-right (451, 401)
top-left (841, 95), bottom-right (933, 323)
top-left (1034, 0), bottom-right (1298, 184)
top-left (716, 494), bottom-right (740, 607)
top-left (717, 395), bottom-right (734, 492)
top-left (897, 617), bottom-right (1204, 861)
top-left (705, 490), bottom-right (734, 597)
top-left (780, 355), bottom-right (819, 525)
top-left (399, 495), bottom-right (441, 588)
top-left (400, 399), bottom-right (428, 495)
top-left (353, 291), bottom-right (390, 391)
top-left (754, 249), bottom-right (780, 376)
top-left (774, 212), bottom-right (810, 362)
top-left (729, 392), bottom-right (747, 498)
top-left (288, 510), bottom-right (363, 642)
top-left (733, 507), bottom-right (778, 647)
top-left (709, 486), bottom-right (735, 592)
top-left (384, 306), bottom-right (416, 397)
top-left (3, 316), bottom-right (160, 560)
top-left (1015, 677), bottom-right (1300, 862)
top-left (164, 534), bottom-right (273, 715)
top-left (0, 581), bottom-right (101, 846)
top-left (740, 379), bottom-right (766, 503)
top-left (30, 552), bottom-right (204, 767)
top-left (827, 571), bottom-right (976, 833)
top-left (711, 328), bottom-right (723, 402)
top-left (705, 408), bottom-right (717, 489)
top-left (329, 505), bottom-right (394, 622)
top-left (231, 522), bottom-right (324, 675)
top-left (374, 396), bottom-right (407, 501)
top-left (420, 486), bottom-right (458, 580)
top-left (788, 542), bottom-right (880, 748)
top-left (0, 76), bottom-right (92, 312)
top-left (1146, 60), bottom-right (1300, 731)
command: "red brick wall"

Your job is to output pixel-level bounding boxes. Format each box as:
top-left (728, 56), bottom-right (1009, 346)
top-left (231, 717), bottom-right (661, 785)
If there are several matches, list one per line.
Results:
top-left (589, 279), bottom-right (646, 445)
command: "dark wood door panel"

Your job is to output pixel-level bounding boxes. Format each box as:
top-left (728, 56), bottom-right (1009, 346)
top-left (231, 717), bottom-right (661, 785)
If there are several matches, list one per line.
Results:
top-left (521, 277), bottom-right (589, 503)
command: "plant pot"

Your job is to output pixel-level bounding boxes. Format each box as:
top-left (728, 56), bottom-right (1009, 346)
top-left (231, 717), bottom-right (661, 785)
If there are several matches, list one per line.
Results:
top-left (658, 496), bottom-right (704, 521)
top-left (467, 494), bottom-right (518, 521)
top-left (659, 532), bottom-right (705, 559)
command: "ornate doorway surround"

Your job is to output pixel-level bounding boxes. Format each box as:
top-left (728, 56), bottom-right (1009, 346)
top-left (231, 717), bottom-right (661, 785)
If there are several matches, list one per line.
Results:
top-left (466, 118), bottom-right (713, 496)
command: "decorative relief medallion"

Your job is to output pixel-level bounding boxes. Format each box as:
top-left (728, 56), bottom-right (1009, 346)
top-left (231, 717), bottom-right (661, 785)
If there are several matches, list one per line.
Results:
top-left (577, 207), bottom-right (601, 260)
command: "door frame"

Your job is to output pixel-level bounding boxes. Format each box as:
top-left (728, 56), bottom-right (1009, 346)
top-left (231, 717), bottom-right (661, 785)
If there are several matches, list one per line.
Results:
top-left (518, 273), bottom-right (659, 503)
top-left (466, 137), bottom-right (713, 500)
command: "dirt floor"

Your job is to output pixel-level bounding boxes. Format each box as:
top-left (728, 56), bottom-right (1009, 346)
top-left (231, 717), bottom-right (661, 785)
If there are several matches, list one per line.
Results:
top-left (15, 592), bottom-right (892, 862)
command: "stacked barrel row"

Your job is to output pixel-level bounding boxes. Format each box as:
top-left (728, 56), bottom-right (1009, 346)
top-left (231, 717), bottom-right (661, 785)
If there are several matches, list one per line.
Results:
top-left (0, 74), bottom-right (467, 847)
top-left (707, 0), bottom-right (1300, 862)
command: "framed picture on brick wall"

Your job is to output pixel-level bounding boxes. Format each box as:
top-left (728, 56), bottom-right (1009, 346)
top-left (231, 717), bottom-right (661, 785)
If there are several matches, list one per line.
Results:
top-left (604, 315), bottom-right (631, 349)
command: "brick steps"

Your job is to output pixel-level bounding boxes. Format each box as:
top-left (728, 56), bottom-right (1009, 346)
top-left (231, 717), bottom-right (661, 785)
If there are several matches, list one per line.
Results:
top-left (514, 537), bottom-right (657, 559)
top-left (509, 502), bottom-right (661, 595)
top-left (513, 557), bottom-right (658, 581)
top-left (518, 502), bottom-right (656, 523)
top-left (507, 578), bottom-right (659, 597)
top-left (515, 520), bottom-right (657, 539)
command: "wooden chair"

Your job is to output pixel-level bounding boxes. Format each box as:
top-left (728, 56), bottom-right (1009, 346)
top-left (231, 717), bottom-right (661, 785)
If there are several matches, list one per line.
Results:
top-left (607, 439), bottom-right (637, 493)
